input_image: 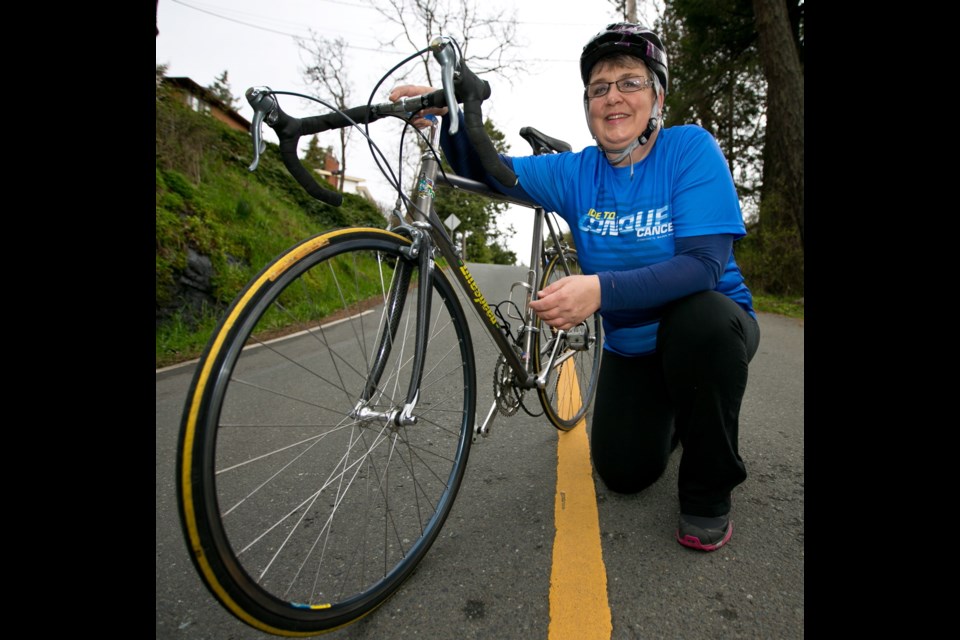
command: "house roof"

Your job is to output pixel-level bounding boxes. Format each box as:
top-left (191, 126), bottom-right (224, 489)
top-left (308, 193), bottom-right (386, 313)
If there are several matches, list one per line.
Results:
top-left (164, 76), bottom-right (252, 130)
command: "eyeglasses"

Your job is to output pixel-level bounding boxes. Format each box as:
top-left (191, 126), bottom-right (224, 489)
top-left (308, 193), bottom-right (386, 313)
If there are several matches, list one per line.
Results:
top-left (585, 76), bottom-right (654, 99)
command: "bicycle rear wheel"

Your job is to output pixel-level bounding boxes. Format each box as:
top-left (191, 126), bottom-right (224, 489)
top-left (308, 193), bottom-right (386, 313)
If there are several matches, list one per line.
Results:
top-left (534, 250), bottom-right (602, 431)
top-left (177, 227), bottom-right (476, 636)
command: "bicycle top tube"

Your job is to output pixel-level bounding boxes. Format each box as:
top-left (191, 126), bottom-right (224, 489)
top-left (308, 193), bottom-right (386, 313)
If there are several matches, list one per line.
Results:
top-left (439, 173), bottom-right (540, 210)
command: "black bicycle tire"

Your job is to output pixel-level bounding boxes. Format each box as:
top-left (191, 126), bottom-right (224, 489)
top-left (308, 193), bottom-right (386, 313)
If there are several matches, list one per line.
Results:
top-left (176, 227), bottom-right (476, 635)
top-left (534, 250), bottom-right (603, 431)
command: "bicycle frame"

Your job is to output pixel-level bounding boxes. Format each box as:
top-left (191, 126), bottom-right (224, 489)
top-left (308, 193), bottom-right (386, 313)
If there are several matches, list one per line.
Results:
top-left (368, 117), bottom-right (575, 439)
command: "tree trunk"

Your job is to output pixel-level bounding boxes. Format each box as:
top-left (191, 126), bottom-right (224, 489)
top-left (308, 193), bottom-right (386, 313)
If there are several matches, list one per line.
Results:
top-left (338, 131), bottom-right (347, 193)
top-left (752, 0), bottom-right (803, 247)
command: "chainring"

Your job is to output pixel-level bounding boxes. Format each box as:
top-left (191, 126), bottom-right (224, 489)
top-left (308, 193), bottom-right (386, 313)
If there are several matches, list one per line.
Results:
top-left (493, 353), bottom-right (523, 416)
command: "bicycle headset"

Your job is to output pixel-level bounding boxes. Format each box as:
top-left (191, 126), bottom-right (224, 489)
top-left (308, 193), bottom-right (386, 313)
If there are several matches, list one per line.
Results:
top-left (579, 23), bottom-right (669, 167)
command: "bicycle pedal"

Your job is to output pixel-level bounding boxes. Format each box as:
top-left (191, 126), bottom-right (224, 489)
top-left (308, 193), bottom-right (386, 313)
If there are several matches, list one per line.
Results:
top-left (566, 332), bottom-right (588, 350)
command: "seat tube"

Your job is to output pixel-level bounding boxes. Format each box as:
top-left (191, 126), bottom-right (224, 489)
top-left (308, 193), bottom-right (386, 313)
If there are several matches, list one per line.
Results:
top-left (545, 213), bottom-right (573, 275)
top-left (524, 207), bottom-right (545, 366)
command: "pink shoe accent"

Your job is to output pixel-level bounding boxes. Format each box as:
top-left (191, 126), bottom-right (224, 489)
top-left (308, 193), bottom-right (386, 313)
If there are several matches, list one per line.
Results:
top-left (675, 520), bottom-right (733, 551)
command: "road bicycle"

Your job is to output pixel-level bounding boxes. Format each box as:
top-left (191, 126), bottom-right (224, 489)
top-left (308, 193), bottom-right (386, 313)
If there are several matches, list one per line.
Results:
top-left (176, 37), bottom-right (602, 636)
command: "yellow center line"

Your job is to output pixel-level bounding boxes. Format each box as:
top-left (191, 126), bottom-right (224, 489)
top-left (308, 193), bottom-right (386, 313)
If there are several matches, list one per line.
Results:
top-left (548, 360), bottom-right (612, 640)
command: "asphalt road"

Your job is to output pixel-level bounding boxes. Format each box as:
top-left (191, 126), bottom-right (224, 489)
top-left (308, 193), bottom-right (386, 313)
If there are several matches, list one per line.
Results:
top-left (156, 262), bottom-right (803, 640)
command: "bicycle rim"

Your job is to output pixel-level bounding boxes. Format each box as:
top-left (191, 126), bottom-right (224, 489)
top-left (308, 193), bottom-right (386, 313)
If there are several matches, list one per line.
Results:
top-left (534, 251), bottom-right (602, 431)
top-left (177, 228), bottom-right (476, 635)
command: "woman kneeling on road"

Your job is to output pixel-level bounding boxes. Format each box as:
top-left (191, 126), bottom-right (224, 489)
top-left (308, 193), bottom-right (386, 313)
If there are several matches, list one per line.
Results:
top-left (390, 22), bottom-right (760, 552)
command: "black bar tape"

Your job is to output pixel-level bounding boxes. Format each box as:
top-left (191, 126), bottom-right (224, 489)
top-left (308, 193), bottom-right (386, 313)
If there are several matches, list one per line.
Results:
top-left (456, 66), bottom-right (518, 188)
top-left (270, 105), bottom-right (382, 206)
top-left (279, 138), bottom-right (343, 206)
top-left (299, 105), bottom-right (379, 135)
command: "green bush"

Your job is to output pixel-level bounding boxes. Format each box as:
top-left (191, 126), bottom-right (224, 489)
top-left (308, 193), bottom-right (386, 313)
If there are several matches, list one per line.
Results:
top-left (736, 224), bottom-right (804, 299)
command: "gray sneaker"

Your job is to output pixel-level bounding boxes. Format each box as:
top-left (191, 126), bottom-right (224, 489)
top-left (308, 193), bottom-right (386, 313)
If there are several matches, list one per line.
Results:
top-left (676, 513), bottom-right (732, 551)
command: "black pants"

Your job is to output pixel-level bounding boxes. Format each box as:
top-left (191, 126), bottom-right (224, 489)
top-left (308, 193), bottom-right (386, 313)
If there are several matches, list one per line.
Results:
top-left (590, 291), bottom-right (761, 517)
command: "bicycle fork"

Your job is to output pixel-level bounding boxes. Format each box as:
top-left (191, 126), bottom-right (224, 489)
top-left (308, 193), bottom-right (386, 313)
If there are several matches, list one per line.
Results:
top-left (352, 116), bottom-right (463, 429)
top-left (350, 225), bottom-right (435, 428)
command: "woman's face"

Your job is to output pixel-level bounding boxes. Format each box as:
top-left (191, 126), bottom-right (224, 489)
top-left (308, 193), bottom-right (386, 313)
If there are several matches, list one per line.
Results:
top-left (587, 58), bottom-right (661, 152)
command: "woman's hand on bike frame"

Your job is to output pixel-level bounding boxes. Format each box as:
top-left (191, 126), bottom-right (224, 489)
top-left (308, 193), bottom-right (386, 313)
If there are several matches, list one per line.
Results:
top-left (389, 85), bottom-right (448, 128)
top-left (529, 274), bottom-right (602, 331)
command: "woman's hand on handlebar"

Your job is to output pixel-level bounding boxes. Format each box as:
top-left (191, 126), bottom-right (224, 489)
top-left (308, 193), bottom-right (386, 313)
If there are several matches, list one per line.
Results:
top-left (389, 85), bottom-right (447, 129)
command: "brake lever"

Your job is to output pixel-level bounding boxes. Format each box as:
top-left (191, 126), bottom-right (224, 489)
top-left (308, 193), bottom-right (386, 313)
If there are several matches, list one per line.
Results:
top-left (430, 36), bottom-right (459, 135)
top-left (245, 86), bottom-right (279, 171)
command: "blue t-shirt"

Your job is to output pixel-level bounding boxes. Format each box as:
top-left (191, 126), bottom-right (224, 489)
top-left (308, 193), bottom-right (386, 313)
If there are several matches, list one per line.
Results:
top-left (511, 125), bottom-right (754, 356)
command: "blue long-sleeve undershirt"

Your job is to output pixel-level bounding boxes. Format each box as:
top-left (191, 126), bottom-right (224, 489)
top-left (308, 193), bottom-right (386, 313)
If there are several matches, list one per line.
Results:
top-left (597, 234), bottom-right (730, 313)
top-left (438, 110), bottom-right (732, 314)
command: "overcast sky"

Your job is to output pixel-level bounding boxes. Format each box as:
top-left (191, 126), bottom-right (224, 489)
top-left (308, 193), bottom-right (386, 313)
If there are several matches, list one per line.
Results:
top-left (155, 0), bottom-right (659, 262)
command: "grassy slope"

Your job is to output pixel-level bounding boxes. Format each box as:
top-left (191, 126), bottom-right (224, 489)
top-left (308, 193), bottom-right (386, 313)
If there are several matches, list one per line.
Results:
top-left (155, 93), bottom-right (387, 368)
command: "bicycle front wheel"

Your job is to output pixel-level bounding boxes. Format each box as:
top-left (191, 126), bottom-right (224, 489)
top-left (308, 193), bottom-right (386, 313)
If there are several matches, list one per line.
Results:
top-left (534, 250), bottom-right (602, 431)
top-left (177, 228), bottom-right (476, 636)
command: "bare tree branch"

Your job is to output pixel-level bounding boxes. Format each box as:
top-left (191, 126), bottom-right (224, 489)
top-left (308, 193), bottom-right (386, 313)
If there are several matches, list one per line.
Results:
top-left (298, 32), bottom-right (353, 192)
top-left (372, 0), bottom-right (523, 86)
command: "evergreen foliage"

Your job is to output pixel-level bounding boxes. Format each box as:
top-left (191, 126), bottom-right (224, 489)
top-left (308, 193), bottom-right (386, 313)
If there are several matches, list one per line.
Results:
top-left (302, 136), bottom-right (331, 172)
top-left (433, 118), bottom-right (517, 266)
top-left (660, 0), bottom-right (804, 296)
top-left (660, 0), bottom-right (764, 222)
top-left (207, 70), bottom-right (240, 110)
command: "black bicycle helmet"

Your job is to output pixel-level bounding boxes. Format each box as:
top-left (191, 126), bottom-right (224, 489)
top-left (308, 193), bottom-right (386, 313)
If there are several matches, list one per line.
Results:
top-left (580, 23), bottom-right (668, 92)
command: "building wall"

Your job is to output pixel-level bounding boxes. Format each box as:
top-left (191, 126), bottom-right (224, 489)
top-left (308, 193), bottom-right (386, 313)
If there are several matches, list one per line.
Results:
top-left (322, 155), bottom-right (340, 188)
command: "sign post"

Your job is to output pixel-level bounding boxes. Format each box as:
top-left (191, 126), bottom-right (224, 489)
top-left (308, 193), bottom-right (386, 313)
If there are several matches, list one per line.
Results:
top-left (444, 214), bottom-right (463, 259)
